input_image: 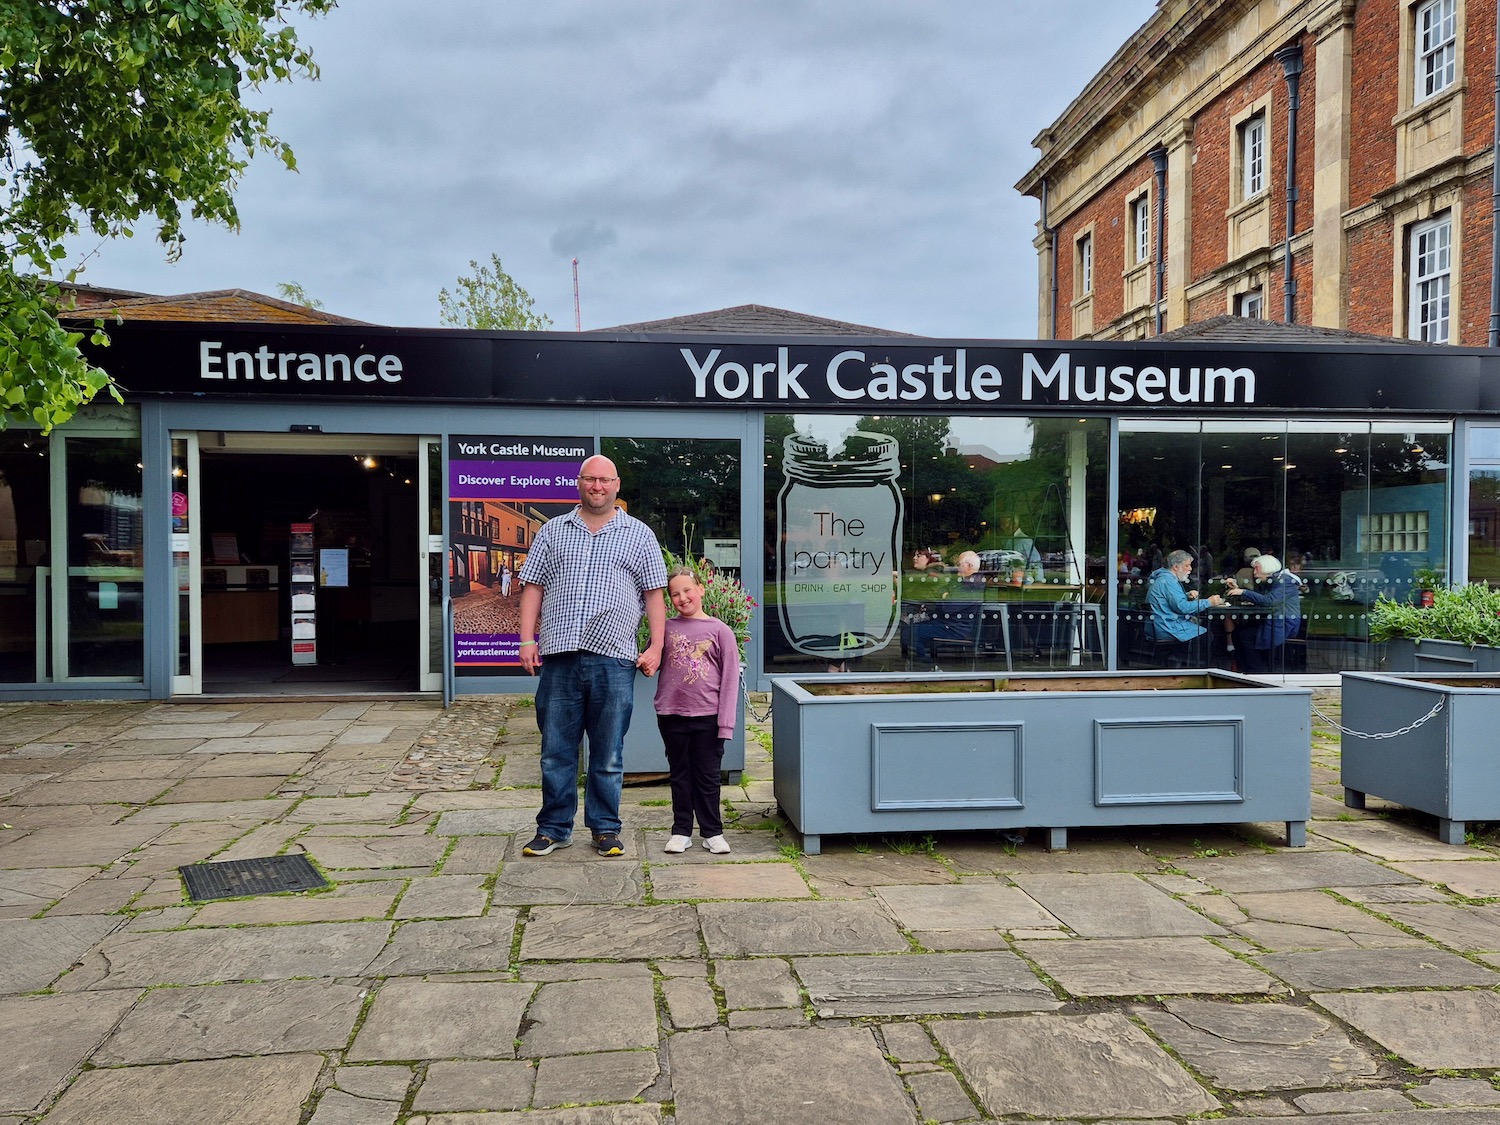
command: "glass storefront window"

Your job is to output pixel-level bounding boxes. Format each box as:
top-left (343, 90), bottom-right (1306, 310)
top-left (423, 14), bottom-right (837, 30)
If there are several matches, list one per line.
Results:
top-left (1118, 419), bottom-right (1450, 675)
top-left (1468, 426), bottom-right (1500, 587)
top-left (603, 437), bottom-right (742, 573)
top-left (763, 413), bottom-right (1109, 675)
top-left (65, 436), bottom-right (144, 679)
top-left (0, 431), bottom-right (49, 683)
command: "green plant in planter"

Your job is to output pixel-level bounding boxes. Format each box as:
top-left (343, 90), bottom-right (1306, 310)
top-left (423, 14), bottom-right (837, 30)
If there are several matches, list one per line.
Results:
top-left (637, 546), bottom-right (754, 661)
top-left (1367, 582), bottom-right (1500, 647)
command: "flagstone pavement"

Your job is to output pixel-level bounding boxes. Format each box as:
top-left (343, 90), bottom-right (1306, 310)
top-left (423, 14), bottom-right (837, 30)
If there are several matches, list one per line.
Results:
top-left (6, 689), bottom-right (1500, 1123)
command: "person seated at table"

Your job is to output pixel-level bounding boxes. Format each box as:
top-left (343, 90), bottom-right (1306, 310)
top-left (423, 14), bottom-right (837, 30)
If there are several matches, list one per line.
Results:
top-left (1225, 553), bottom-right (1303, 673)
top-left (1146, 549), bottom-right (1224, 665)
top-left (908, 550), bottom-right (984, 669)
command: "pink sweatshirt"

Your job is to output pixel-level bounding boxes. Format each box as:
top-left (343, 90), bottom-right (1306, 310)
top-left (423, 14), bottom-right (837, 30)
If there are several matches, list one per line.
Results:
top-left (654, 615), bottom-right (741, 740)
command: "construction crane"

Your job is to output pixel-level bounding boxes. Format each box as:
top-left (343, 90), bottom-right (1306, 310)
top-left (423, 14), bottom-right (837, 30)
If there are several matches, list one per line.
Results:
top-left (572, 258), bottom-right (581, 332)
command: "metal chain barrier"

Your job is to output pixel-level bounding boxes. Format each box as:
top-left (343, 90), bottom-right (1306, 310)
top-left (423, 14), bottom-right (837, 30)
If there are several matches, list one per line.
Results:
top-left (741, 674), bottom-right (773, 724)
top-left (1311, 695), bottom-right (1445, 740)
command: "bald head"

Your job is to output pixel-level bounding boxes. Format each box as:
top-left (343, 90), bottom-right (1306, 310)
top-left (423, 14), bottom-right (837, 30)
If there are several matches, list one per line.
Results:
top-left (577, 455), bottom-right (621, 517)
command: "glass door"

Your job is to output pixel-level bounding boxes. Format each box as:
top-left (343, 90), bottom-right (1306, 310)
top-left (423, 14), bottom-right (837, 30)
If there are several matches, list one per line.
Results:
top-left (171, 434), bottom-right (202, 694)
top-left (419, 437), bottom-right (443, 692)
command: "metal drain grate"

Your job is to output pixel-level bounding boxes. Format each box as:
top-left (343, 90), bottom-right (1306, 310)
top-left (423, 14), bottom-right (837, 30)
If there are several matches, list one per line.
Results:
top-left (179, 855), bottom-right (327, 902)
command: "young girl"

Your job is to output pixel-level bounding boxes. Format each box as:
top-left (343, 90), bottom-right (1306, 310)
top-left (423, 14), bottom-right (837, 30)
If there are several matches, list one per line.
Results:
top-left (655, 565), bottom-right (741, 854)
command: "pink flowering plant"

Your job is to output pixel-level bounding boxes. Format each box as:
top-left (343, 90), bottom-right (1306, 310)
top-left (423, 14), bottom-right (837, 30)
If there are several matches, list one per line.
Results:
top-left (640, 547), bottom-right (755, 661)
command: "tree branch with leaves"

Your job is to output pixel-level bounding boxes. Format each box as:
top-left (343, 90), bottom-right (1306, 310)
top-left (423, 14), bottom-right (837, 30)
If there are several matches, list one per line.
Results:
top-left (0, 0), bottom-right (335, 431)
top-left (439, 254), bottom-right (553, 331)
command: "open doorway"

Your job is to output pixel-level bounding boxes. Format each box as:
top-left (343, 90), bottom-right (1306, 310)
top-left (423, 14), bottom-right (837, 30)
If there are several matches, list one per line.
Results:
top-left (196, 434), bottom-right (421, 694)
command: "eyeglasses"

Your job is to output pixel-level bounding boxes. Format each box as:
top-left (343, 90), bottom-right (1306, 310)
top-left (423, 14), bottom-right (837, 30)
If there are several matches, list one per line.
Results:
top-left (578, 475), bottom-right (618, 485)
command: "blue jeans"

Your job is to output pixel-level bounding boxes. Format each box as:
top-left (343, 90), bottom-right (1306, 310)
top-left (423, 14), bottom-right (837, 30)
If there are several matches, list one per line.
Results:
top-left (534, 651), bottom-right (637, 840)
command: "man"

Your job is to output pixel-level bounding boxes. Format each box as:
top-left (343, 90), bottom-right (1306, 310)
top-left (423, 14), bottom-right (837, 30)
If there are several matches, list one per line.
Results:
top-left (1146, 548), bottom-right (1223, 666)
top-left (517, 455), bottom-right (667, 857)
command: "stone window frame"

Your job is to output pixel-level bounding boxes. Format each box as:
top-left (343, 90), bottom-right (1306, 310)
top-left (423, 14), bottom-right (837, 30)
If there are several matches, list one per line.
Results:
top-left (1233, 101), bottom-right (1271, 204)
top-left (1075, 227), bottom-right (1095, 296)
top-left (1407, 210), bottom-right (1453, 343)
top-left (1414, 0), bottom-right (1458, 103)
top-left (1126, 185), bottom-right (1152, 270)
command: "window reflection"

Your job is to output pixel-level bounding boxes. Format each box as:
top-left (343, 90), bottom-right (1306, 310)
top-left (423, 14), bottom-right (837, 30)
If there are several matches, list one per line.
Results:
top-left (0, 431), bottom-right (49, 683)
top-left (1118, 420), bottom-right (1450, 675)
top-left (65, 436), bottom-right (144, 680)
top-left (763, 413), bottom-right (1109, 675)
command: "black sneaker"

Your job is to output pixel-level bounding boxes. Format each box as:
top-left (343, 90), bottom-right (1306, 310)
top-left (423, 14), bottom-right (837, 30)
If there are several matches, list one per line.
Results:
top-left (593, 832), bottom-right (625, 857)
top-left (522, 833), bottom-right (571, 856)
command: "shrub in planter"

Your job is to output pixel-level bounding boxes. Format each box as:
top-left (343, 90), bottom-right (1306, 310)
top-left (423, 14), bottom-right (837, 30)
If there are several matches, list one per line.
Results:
top-left (1367, 583), bottom-right (1500, 648)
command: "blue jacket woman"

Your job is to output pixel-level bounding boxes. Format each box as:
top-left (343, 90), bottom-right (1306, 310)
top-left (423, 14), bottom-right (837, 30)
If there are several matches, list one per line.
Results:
top-left (1230, 553), bottom-right (1303, 672)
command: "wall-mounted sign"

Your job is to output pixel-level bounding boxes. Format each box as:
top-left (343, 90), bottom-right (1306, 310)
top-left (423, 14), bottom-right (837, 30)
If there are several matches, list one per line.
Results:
top-left (447, 435), bottom-right (593, 676)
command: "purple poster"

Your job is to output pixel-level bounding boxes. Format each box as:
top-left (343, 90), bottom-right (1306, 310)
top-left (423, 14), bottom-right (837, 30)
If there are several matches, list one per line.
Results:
top-left (448, 435), bottom-right (592, 675)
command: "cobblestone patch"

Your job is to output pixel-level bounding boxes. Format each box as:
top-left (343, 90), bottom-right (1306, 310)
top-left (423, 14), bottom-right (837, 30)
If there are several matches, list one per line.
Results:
top-left (379, 698), bottom-right (516, 792)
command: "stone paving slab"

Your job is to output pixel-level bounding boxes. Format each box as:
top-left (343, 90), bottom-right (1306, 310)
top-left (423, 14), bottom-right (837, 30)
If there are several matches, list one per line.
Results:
top-left (1386, 859), bottom-right (1500, 898)
top-left (1011, 871), bottom-right (1229, 937)
top-left (493, 858), bottom-right (646, 905)
top-left (520, 903), bottom-right (700, 960)
top-left (420, 1107), bottom-right (663, 1124)
top-left (112, 722), bottom-right (263, 741)
top-left (648, 861), bottom-right (810, 901)
top-left (793, 950), bottom-right (1060, 1016)
top-left (1134, 997), bottom-right (1379, 1092)
top-left (1258, 947), bottom-right (1500, 991)
top-left (1180, 851), bottom-right (1417, 893)
top-left (40, 1052), bottom-right (325, 1125)
top-left (715, 957), bottom-right (801, 1010)
top-left (933, 1011), bottom-right (1220, 1119)
top-left (0, 803), bottom-right (131, 829)
top-left (0, 865), bottom-right (95, 909)
top-left (365, 915), bottom-right (520, 976)
top-left (57, 757), bottom-right (195, 782)
top-left (698, 900), bottom-right (908, 956)
top-left (190, 735), bottom-right (339, 754)
top-left (412, 1060), bottom-right (535, 1112)
top-left (532, 1050), bottom-right (660, 1108)
top-left (0, 823), bottom-right (165, 868)
top-left (94, 979), bottom-right (365, 1064)
top-left (157, 775), bottom-right (289, 803)
top-left (0, 990), bottom-right (140, 1115)
top-left (799, 851), bottom-right (957, 891)
top-left (1016, 936), bottom-right (1281, 997)
top-left (1314, 990), bottom-right (1500, 1069)
top-left (9, 778), bottom-right (178, 805)
top-left (187, 752), bottom-right (314, 777)
top-left (0, 915), bottom-right (122, 993)
top-left (1379, 902), bottom-right (1500, 951)
top-left (1312, 820), bottom-right (1486, 861)
top-left (191, 880), bottom-right (405, 925)
top-left (436, 809), bottom-right (552, 835)
top-left (1223, 889), bottom-right (1426, 950)
top-left (668, 1026), bottom-right (916, 1125)
top-left (124, 797), bottom-right (296, 823)
top-left (285, 792), bottom-right (413, 823)
top-left (872, 881), bottom-right (1059, 932)
top-left (349, 978), bottom-right (534, 1061)
top-left (519, 978), bottom-right (659, 1056)
top-left (298, 834), bottom-right (448, 869)
top-left (63, 919), bottom-right (392, 989)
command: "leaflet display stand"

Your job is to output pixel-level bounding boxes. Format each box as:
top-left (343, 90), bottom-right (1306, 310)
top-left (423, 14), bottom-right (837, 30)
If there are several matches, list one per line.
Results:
top-left (290, 521), bottom-right (317, 666)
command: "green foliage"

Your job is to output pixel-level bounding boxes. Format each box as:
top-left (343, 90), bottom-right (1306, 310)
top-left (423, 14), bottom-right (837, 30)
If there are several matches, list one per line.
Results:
top-left (1, 0), bottom-right (334, 430)
top-left (0, 273), bottom-right (121, 429)
top-left (1367, 583), bottom-right (1500, 647)
top-left (438, 254), bottom-right (553, 331)
top-left (640, 546), bottom-right (755, 661)
top-left (276, 281), bottom-right (323, 309)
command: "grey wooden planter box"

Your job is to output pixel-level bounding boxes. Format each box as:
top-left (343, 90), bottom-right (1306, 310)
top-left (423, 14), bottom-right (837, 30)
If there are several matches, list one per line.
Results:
top-left (1341, 671), bottom-right (1500, 845)
top-left (620, 672), bottom-right (745, 783)
top-left (772, 670), bottom-right (1311, 854)
top-left (1381, 638), bottom-right (1500, 673)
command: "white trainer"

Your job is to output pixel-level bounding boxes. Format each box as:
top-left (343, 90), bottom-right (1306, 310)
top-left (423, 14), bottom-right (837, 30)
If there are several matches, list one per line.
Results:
top-left (703, 834), bottom-right (731, 854)
top-left (663, 834), bottom-right (691, 854)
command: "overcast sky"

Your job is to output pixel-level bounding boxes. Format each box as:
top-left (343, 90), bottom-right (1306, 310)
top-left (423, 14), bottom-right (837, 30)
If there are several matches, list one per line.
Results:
top-left (65, 1), bottom-right (1158, 338)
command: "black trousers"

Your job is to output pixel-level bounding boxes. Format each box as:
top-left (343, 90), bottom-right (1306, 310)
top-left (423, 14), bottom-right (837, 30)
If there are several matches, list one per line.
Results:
top-left (657, 713), bottom-right (725, 837)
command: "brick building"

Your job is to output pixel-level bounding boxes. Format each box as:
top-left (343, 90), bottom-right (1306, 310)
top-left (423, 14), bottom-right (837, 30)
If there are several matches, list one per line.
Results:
top-left (1016, 0), bottom-right (1498, 344)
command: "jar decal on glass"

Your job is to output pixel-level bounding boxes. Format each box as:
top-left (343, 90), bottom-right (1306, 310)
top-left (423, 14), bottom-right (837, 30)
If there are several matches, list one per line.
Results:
top-left (777, 431), bottom-right (903, 658)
